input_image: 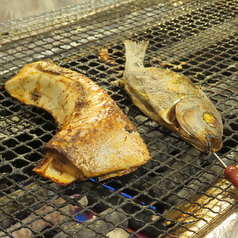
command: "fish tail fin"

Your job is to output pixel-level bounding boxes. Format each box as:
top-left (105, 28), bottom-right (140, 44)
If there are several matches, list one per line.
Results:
top-left (124, 40), bottom-right (149, 71)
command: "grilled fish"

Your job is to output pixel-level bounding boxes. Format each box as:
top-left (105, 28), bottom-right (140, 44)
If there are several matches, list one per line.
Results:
top-left (117, 40), bottom-right (223, 153)
top-left (5, 60), bottom-right (150, 185)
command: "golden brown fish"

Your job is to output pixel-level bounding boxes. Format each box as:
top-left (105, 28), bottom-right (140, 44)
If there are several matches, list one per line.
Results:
top-left (5, 60), bottom-right (150, 185)
top-left (117, 40), bottom-right (223, 153)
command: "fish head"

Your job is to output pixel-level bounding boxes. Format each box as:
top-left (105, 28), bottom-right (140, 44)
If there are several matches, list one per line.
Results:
top-left (164, 97), bottom-right (223, 153)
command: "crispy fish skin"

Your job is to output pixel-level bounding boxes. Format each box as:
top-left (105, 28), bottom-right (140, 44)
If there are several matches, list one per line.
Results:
top-left (5, 60), bottom-right (150, 185)
top-left (118, 40), bottom-right (223, 153)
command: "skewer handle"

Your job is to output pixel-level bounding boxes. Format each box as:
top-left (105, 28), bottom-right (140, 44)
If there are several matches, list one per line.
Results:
top-left (224, 166), bottom-right (238, 190)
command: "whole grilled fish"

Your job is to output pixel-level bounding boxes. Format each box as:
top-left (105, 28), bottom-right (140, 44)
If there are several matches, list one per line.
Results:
top-left (117, 40), bottom-right (223, 153)
top-left (5, 60), bottom-right (150, 185)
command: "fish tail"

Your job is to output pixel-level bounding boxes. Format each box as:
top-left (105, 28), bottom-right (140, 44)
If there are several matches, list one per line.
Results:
top-left (124, 40), bottom-right (149, 71)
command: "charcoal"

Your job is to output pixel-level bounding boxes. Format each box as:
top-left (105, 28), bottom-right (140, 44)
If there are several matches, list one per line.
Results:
top-left (106, 228), bottom-right (130, 238)
top-left (53, 208), bottom-right (128, 238)
top-left (0, 197), bottom-right (75, 238)
top-left (0, 182), bottom-right (59, 229)
top-left (165, 164), bottom-right (223, 205)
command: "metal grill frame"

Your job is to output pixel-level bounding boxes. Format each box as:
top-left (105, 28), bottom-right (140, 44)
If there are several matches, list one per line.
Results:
top-left (1, 0), bottom-right (238, 237)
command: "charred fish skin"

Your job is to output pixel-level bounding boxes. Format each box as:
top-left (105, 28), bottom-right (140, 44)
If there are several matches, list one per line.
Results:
top-left (5, 60), bottom-right (151, 185)
top-left (119, 40), bottom-right (223, 153)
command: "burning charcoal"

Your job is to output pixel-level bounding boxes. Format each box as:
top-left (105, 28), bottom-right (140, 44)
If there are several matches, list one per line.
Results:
top-left (84, 185), bottom-right (124, 212)
top-left (0, 197), bottom-right (75, 238)
top-left (165, 152), bottom-right (225, 205)
top-left (144, 148), bottom-right (203, 204)
top-left (135, 115), bottom-right (149, 124)
top-left (166, 163), bottom-right (223, 205)
top-left (131, 211), bottom-right (167, 236)
top-left (53, 208), bottom-right (128, 238)
top-left (120, 202), bottom-right (168, 237)
top-left (76, 179), bottom-right (127, 213)
top-left (146, 175), bottom-right (175, 199)
top-left (163, 147), bottom-right (202, 176)
top-left (146, 173), bottom-right (189, 201)
top-left (106, 228), bottom-right (130, 238)
top-left (0, 182), bottom-right (59, 229)
top-left (0, 181), bottom-right (8, 193)
top-left (226, 149), bottom-right (238, 165)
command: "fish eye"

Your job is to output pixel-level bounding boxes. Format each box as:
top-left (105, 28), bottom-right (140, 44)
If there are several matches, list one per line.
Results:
top-left (203, 112), bottom-right (219, 127)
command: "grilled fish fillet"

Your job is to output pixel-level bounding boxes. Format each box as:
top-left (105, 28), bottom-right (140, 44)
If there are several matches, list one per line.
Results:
top-left (5, 60), bottom-right (150, 185)
top-left (117, 40), bottom-right (223, 153)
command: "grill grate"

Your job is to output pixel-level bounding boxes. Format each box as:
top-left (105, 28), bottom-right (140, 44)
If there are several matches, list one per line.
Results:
top-left (1, 0), bottom-right (238, 237)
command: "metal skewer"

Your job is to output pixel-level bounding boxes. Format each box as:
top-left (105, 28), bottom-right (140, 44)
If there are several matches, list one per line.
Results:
top-left (212, 152), bottom-right (227, 168)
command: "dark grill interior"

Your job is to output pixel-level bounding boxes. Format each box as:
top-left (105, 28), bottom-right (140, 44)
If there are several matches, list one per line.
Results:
top-left (0, 0), bottom-right (238, 237)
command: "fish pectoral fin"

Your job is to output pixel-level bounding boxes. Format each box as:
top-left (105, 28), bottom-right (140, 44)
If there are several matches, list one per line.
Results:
top-left (159, 99), bottom-right (181, 128)
top-left (135, 88), bottom-right (150, 100)
top-left (159, 109), bottom-right (175, 125)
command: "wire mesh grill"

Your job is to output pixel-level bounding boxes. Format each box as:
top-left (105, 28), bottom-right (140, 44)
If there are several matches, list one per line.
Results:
top-left (0, 0), bottom-right (238, 237)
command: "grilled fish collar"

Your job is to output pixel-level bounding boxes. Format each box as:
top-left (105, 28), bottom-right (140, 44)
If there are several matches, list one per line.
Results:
top-left (119, 40), bottom-right (223, 153)
top-left (5, 60), bottom-right (151, 185)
